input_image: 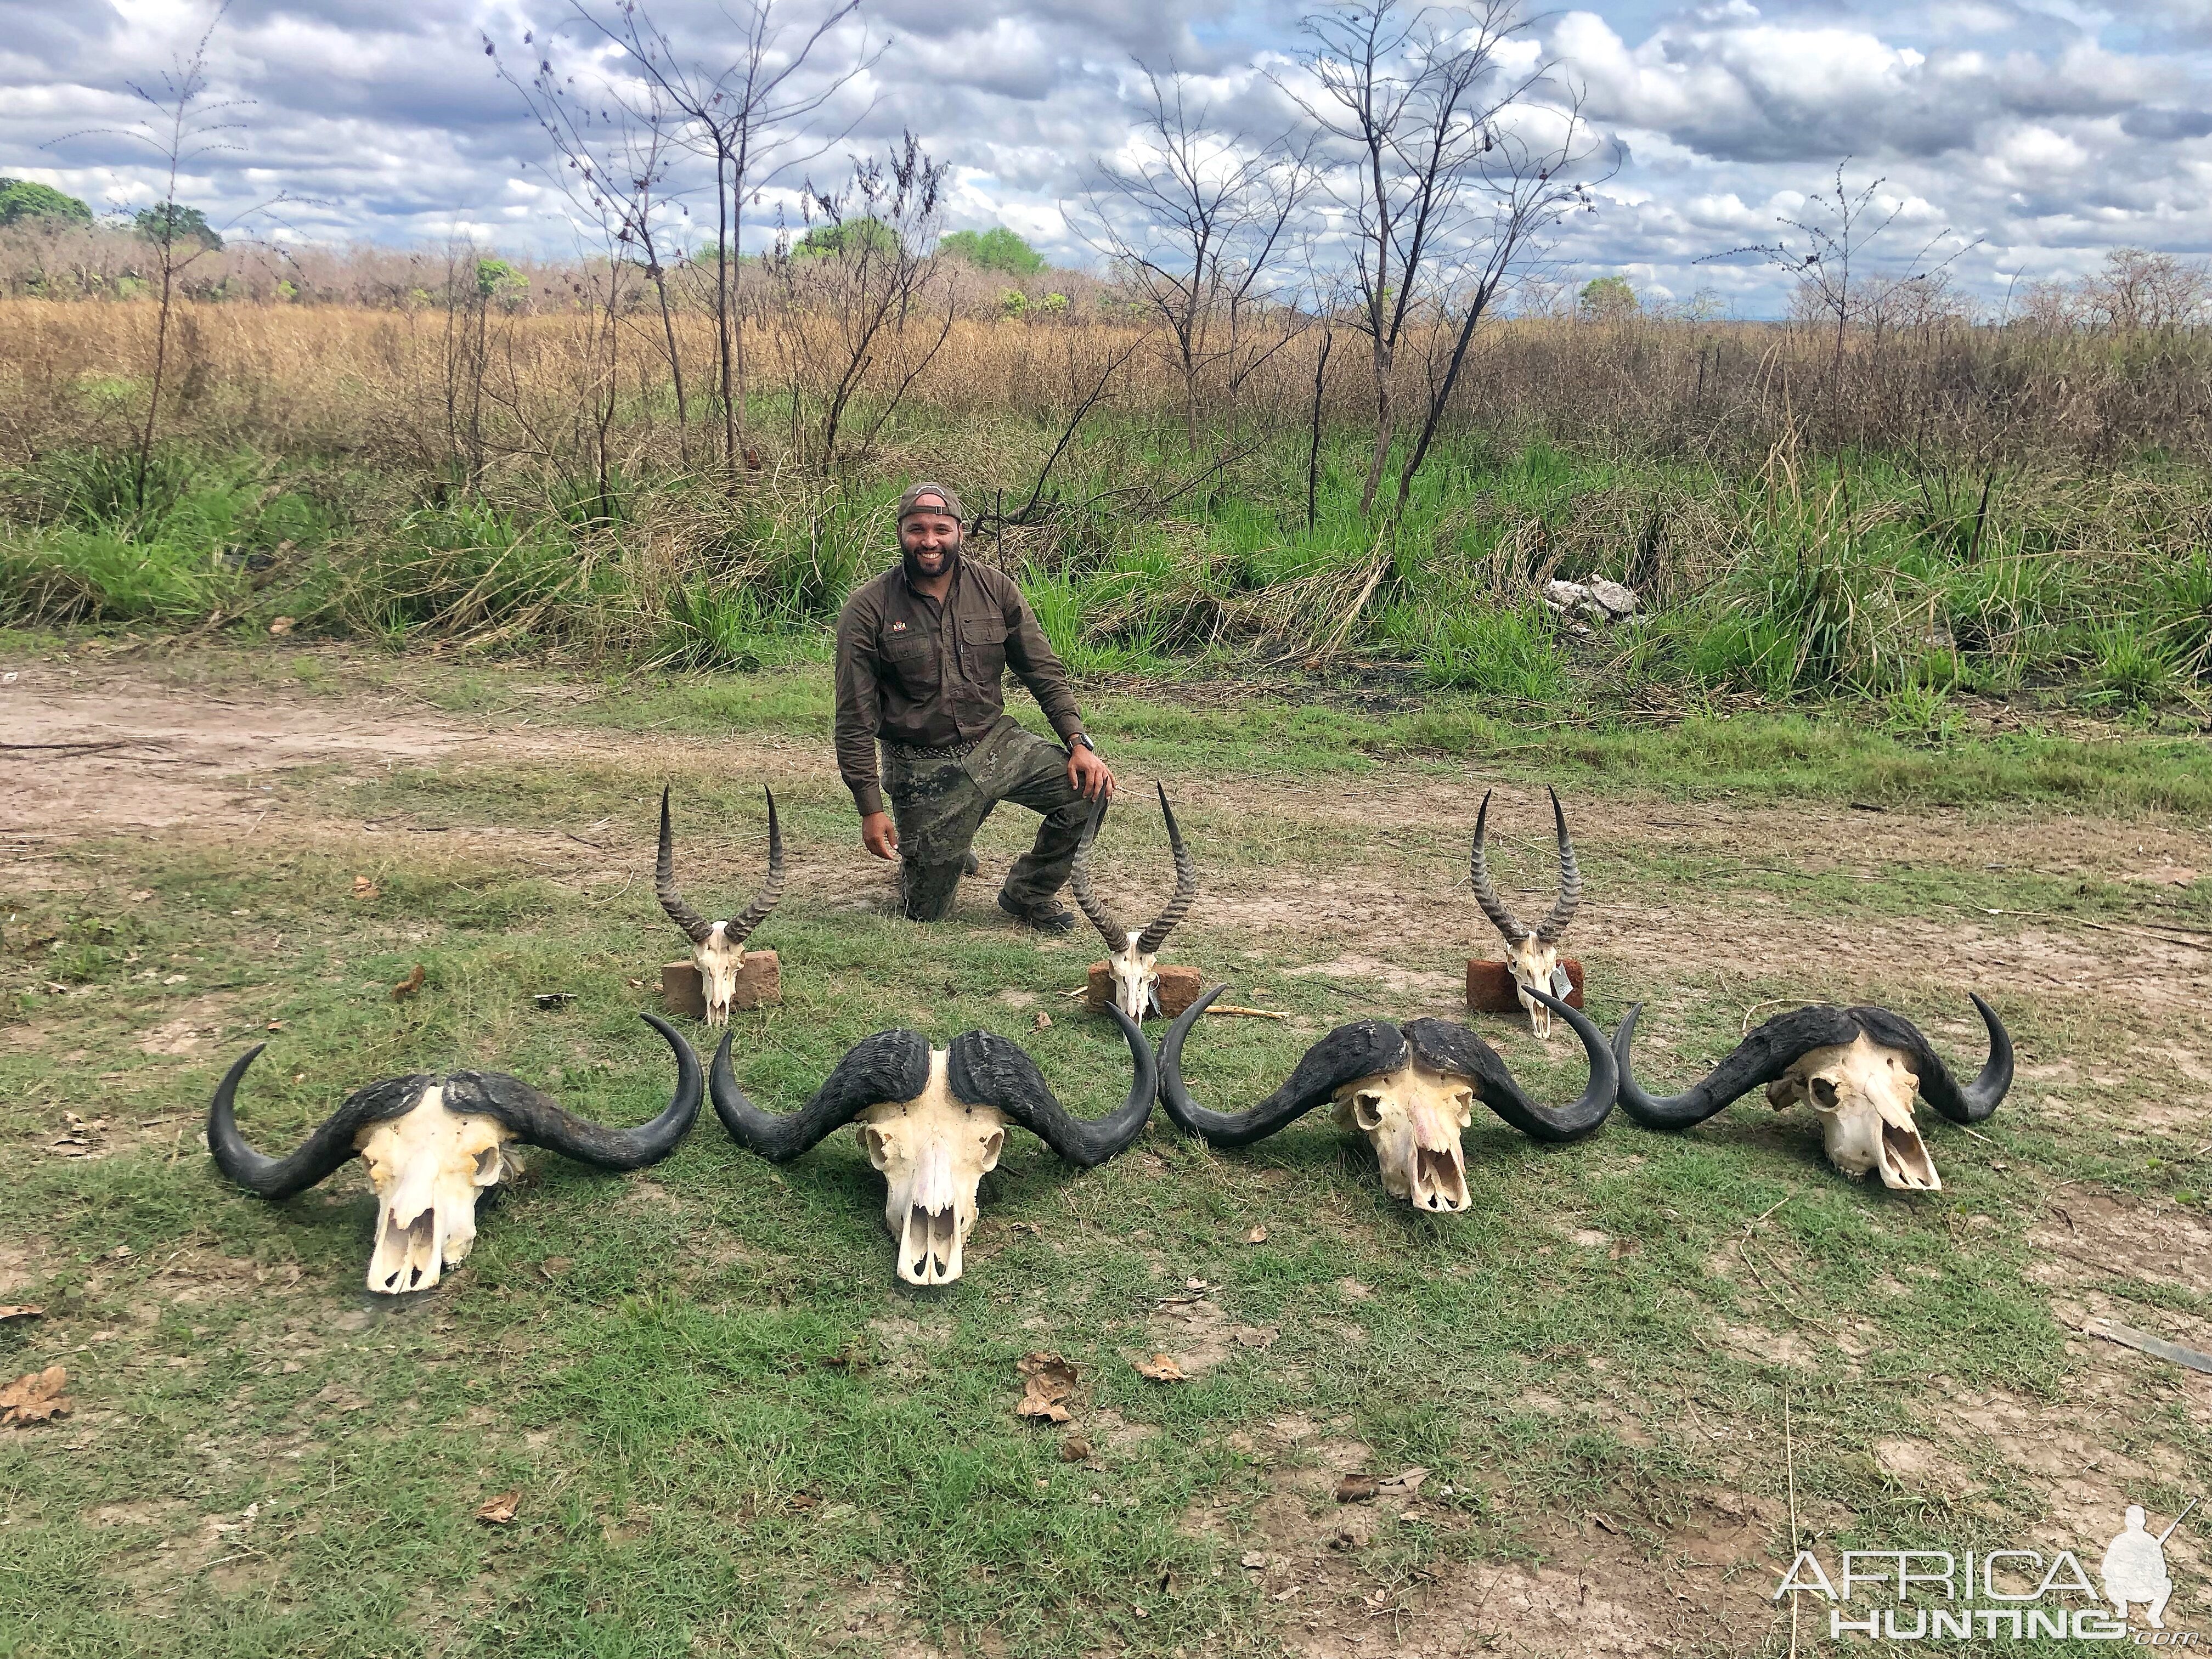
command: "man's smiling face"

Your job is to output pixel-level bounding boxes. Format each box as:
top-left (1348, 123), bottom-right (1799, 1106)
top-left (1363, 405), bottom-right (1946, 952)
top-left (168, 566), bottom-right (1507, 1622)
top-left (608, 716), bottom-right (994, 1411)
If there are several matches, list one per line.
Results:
top-left (900, 504), bottom-right (961, 578)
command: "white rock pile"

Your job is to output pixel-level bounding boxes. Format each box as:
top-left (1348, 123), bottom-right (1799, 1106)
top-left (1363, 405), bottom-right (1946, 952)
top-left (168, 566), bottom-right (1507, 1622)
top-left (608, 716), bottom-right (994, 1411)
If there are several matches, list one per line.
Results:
top-left (1542, 577), bottom-right (1639, 635)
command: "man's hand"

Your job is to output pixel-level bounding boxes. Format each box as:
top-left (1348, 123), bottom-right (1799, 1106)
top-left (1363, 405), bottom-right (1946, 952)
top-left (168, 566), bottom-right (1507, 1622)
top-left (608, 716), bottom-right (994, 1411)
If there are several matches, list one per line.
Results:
top-left (861, 810), bottom-right (900, 860)
top-left (1068, 742), bottom-right (1115, 804)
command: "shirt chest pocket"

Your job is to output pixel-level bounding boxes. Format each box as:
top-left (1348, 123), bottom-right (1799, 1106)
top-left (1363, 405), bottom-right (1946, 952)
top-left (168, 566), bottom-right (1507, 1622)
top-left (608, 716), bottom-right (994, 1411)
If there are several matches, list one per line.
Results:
top-left (881, 629), bottom-right (938, 693)
top-left (958, 616), bottom-right (1008, 680)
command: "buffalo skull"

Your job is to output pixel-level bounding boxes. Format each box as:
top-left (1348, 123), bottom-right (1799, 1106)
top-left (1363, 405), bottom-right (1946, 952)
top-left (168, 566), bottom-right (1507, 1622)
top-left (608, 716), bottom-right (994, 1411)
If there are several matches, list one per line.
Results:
top-left (710, 1008), bottom-right (1155, 1284)
top-left (1612, 997), bottom-right (2013, 1190)
top-left (1469, 788), bottom-right (1583, 1039)
top-left (206, 1014), bottom-right (702, 1293)
top-left (1159, 986), bottom-right (1617, 1212)
top-left (1069, 782), bottom-right (1197, 1023)
top-left (656, 783), bottom-right (786, 1026)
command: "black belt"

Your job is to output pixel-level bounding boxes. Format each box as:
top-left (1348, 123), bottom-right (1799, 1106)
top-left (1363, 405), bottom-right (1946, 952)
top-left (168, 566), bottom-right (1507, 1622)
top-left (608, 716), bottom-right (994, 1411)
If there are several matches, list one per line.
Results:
top-left (883, 736), bottom-right (980, 761)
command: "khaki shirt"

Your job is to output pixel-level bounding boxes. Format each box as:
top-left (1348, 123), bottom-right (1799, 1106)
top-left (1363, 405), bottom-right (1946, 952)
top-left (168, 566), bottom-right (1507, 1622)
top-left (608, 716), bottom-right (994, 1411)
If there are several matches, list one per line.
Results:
top-left (833, 560), bottom-right (1085, 815)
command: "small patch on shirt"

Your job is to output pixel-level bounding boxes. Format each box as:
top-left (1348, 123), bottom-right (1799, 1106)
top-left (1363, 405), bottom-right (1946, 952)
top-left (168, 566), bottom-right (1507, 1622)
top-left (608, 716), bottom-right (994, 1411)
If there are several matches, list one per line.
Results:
top-left (889, 619), bottom-right (908, 633)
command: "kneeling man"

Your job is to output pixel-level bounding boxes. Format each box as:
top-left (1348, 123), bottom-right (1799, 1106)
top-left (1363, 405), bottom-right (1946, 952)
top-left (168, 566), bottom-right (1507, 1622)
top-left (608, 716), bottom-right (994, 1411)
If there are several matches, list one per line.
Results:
top-left (834, 482), bottom-right (1114, 930)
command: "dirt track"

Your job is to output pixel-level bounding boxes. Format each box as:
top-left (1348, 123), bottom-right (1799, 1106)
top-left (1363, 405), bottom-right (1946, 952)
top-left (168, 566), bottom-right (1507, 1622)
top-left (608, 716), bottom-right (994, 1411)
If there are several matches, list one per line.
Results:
top-left (6, 659), bottom-right (2208, 1024)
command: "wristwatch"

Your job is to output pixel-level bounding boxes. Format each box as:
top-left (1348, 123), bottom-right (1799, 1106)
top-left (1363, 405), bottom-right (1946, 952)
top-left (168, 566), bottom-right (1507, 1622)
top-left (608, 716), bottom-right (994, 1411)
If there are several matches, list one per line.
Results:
top-left (1067, 733), bottom-right (1096, 755)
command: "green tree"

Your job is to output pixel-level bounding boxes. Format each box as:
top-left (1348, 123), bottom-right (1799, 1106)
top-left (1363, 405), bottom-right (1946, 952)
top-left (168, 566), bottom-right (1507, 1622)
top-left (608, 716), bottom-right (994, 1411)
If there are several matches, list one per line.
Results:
top-left (0, 178), bottom-right (93, 227)
top-left (136, 200), bottom-right (223, 251)
top-left (1578, 275), bottom-right (1638, 320)
top-left (940, 225), bottom-right (1043, 276)
top-left (793, 216), bottom-right (899, 259)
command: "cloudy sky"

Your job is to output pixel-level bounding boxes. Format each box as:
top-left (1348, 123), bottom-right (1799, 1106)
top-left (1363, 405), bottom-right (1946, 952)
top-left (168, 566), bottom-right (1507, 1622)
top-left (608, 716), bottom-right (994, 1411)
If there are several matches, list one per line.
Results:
top-left (2, 0), bottom-right (2207, 313)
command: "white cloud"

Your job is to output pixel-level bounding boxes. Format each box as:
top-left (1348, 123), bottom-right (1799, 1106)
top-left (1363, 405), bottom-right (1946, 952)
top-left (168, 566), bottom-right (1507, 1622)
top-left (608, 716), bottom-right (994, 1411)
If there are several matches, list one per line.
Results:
top-left (0, 0), bottom-right (2203, 309)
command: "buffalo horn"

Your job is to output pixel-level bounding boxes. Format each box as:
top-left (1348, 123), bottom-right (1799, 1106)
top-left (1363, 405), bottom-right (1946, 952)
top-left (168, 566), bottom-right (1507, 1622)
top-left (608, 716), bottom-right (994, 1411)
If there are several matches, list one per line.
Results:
top-left (206, 1048), bottom-right (428, 1199)
top-left (1403, 990), bottom-right (1617, 1142)
top-left (1848, 996), bottom-right (2013, 1124)
top-left (1158, 988), bottom-right (1412, 1147)
top-left (445, 1014), bottom-right (702, 1167)
top-left (710, 1028), bottom-right (933, 1161)
top-left (1613, 1003), bottom-right (1874, 1129)
top-left (947, 1003), bottom-right (1156, 1168)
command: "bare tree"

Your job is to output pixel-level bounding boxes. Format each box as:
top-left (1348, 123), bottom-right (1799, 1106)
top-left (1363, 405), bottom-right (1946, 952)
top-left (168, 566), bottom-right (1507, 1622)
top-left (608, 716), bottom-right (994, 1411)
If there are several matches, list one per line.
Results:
top-left (493, 33), bottom-right (691, 493)
top-left (1710, 160), bottom-right (1975, 373)
top-left (1284, 0), bottom-right (1578, 516)
top-left (1082, 65), bottom-right (1312, 452)
top-left (53, 3), bottom-right (260, 512)
top-left (564, 0), bottom-right (876, 484)
top-left (2083, 247), bottom-right (2212, 333)
top-left (769, 132), bottom-right (954, 468)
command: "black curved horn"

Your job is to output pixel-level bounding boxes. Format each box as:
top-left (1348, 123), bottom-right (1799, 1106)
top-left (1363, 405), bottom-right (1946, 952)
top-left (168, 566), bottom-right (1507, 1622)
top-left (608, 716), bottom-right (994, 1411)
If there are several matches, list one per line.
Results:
top-left (1851, 996), bottom-right (2013, 1125)
top-left (1134, 783), bottom-right (1197, 957)
top-left (1469, 789), bottom-right (1527, 944)
top-left (1404, 989), bottom-right (1616, 1143)
top-left (1613, 1002), bottom-right (1866, 1130)
top-left (656, 786), bottom-right (715, 946)
top-left (711, 1028), bottom-right (932, 1162)
top-left (1067, 793), bottom-right (1128, 952)
top-left (1534, 787), bottom-right (1581, 944)
top-left (447, 1014), bottom-right (702, 1169)
top-left (947, 1004), bottom-right (1155, 1168)
top-left (720, 788), bottom-right (785, 947)
top-left (1159, 986), bottom-right (1411, 1147)
top-left (206, 1045), bottom-right (427, 1199)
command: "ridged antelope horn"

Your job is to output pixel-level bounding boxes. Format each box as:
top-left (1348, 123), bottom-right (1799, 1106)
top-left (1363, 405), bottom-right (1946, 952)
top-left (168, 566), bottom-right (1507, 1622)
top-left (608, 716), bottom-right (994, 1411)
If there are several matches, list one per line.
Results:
top-left (1468, 789), bottom-right (1527, 943)
top-left (1067, 793), bottom-right (1130, 951)
top-left (1134, 783), bottom-right (1196, 957)
top-left (1535, 787), bottom-right (1581, 944)
top-left (655, 785), bottom-right (715, 946)
top-left (720, 788), bottom-right (785, 947)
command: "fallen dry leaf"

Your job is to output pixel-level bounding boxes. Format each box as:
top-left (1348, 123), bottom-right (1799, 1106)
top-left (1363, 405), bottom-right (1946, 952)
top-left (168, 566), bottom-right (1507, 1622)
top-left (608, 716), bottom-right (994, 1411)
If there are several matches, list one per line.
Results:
top-left (0, 1306), bottom-right (43, 1323)
top-left (1032, 1010), bottom-right (1052, 1030)
top-left (1, 1365), bottom-right (73, 1426)
top-left (351, 874), bottom-right (380, 900)
top-left (1376, 1466), bottom-right (1429, 1499)
top-left (476, 1491), bottom-right (521, 1525)
top-left (1242, 1551), bottom-right (1268, 1570)
top-left (1133, 1353), bottom-right (1188, 1383)
top-left (1334, 1473), bottom-right (1378, 1504)
top-left (267, 616), bottom-right (296, 637)
top-left (1015, 1352), bottom-right (1079, 1423)
top-left (1059, 1435), bottom-right (1093, 1463)
top-left (128, 889), bottom-right (154, 903)
top-left (1244, 1225), bottom-right (1268, 1244)
top-left (391, 963), bottom-right (426, 1001)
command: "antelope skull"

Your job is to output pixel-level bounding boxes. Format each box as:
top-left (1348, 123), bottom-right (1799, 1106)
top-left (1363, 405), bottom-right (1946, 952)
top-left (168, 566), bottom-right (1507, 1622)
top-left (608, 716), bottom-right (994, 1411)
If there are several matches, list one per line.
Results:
top-left (1612, 996), bottom-right (2013, 1190)
top-left (1469, 788), bottom-right (1582, 1039)
top-left (1159, 985), bottom-right (1618, 1212)
top-left (657, 783), bottom-right (786, 1026)
top-left (205, 1014), bottom-right (702, 1293)
top-left (1069, 782), bottom-right (1197, 1023)
top-left (711, 1007), bottom-right (1156, 1284)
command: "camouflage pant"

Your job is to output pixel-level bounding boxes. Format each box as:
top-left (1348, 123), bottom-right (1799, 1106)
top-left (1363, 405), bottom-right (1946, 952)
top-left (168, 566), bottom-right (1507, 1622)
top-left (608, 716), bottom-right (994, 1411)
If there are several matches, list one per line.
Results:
top-left (882, 716), bottom-right (1088, 922)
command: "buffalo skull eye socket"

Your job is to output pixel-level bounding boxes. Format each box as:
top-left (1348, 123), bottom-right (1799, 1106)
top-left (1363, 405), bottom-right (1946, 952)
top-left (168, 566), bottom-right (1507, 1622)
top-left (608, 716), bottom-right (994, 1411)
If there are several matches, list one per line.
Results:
top-left (860, 1125), bottom-right (893, 1169)
top-left (472, 1146), bottom-right (503, 1183)
top-left (1809, 1076), bottom-right (1841, 1111)
top-left (1353, 1092), bottom-right (1385, 1131)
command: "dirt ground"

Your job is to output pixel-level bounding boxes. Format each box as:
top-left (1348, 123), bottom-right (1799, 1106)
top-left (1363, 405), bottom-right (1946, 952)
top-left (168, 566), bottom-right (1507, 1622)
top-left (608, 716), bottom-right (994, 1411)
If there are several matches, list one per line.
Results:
top-left (7, 656), bottom-right (2212, 1657)
top-left (8, 660), bottom-right (2209, 1020)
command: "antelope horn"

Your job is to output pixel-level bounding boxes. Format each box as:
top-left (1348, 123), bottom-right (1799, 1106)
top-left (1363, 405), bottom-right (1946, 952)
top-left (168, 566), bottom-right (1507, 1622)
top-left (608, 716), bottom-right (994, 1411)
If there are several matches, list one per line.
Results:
top-left (720, 788), bottom-right (785, 947)
top-left (1534, 787), bottom-right (1581, 944)
top-left (1402, 994), bottom-right (1616, 1142)
top-left (710, 1028), bottom-right (932, 1162)
top-left (444, 1014), bottom-right (702, 1168)
top-left (656, 785), bottom-right (715, 946)
top-left (1468, 789), bottom-right (1527, 944)
top-left (205, 1047), bottom-right (427, 1199)
top-left (1067, 792), bottom-right (1130, 951)
top-left (947, 1003), bottom-right (1155, 1167)
top-left (1849, 996), bottom-right (2014, 1125)
top-left (1613, 1003), bottom-right (1867, 1130)
top-left (1133, 783), bottom-right (1196, 958)
top-left (1158, 986), bottom-right (1410, 1147)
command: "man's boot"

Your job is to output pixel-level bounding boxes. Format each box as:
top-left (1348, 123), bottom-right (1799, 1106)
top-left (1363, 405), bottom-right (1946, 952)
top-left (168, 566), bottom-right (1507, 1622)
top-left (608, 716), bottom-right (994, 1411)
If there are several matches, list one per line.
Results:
top-left (997, 889), bottom-right (1075, 934)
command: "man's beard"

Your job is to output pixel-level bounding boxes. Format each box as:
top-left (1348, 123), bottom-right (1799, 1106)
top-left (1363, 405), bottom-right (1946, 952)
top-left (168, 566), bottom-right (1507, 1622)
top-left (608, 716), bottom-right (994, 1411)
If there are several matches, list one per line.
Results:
top-left (902, 538), bottom-right (960, 587)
